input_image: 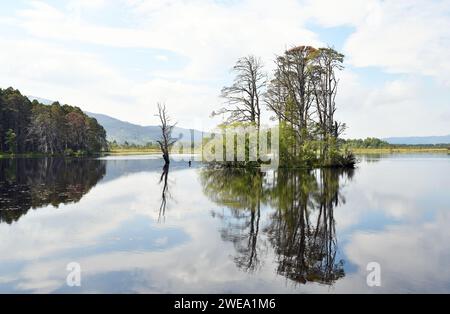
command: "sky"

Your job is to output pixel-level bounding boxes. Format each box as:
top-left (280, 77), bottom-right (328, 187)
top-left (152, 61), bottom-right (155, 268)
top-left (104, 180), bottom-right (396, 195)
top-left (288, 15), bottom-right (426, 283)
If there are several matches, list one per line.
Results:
top-left (0, 0), bottom-right (449, 138)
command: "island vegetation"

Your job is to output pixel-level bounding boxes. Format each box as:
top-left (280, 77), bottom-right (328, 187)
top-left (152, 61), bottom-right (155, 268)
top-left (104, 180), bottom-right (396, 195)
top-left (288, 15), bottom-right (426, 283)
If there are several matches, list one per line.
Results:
top-left (0, 87), bottom-right (107, 157)
top-left (208, 46), bottom-right (356, 169)
top-left (1, 76), bottom-right (447, 161)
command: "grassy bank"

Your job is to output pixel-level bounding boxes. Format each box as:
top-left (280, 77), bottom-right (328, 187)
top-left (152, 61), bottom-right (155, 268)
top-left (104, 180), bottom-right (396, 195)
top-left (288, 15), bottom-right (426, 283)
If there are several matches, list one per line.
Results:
top-left (2, 146), bottom-right (449, 159)
top-left (351, 147), bottom-right (450, 154)
top-left (0, 152), bottom-right (53, 159)
top-left (107, 148), bottom-right (161, 155)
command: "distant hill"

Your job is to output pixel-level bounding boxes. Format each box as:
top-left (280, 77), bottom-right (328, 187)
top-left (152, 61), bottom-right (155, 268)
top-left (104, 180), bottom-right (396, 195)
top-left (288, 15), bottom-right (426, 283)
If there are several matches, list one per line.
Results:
top-left (384, 135), bottom-right (450, 145)
top-left (86, 112), bottom-right (205, 145)
top-left (27, 96), bottom-right (206, 145)
top-left (27, 96), bottom-right (448, 146)
top-left (28, 96), bottom-right (54, 105)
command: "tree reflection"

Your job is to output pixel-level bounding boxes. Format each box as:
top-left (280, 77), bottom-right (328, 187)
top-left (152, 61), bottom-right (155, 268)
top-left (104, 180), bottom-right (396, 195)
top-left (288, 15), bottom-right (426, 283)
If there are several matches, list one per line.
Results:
top-left (200, 167), bottom-right (353, 286)
top-left (201, 168), bottom-right (266, 272)
top-left (266, 169), bottom-right (352, 285)
top-left (158, 164), bottom-right (170, 223)
top-left (0, 158), bottom-right (106, 224)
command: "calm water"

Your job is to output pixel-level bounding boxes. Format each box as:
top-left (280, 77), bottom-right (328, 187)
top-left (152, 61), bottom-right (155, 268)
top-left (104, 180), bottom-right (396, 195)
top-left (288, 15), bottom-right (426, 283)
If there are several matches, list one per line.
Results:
top-left (0, 154), bottom-right (449, 293)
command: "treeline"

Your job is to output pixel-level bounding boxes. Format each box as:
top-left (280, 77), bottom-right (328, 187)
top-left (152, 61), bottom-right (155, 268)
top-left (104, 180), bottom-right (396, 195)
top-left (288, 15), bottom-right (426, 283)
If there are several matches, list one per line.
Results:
top-left (343, 138), bottom-right (450, 149)
top-left (212, 46), bottom-right (355, 168)
top-left (343, 138), bottom-right (390, 149)
top-left (0, 87), bottom-right (107, 155)
top-left (108, 140), bottom-right (159, 151)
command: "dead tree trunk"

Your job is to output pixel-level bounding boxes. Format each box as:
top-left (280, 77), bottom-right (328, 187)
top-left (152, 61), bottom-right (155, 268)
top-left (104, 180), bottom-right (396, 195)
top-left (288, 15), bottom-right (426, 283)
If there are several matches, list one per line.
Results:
top-left (156, 103), bottom-right (177, 165)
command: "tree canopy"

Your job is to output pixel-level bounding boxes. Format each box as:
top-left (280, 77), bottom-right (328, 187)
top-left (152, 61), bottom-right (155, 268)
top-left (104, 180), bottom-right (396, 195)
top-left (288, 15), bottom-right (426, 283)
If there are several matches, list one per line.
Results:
top-left (209, 45), bottom-right (356, 169)
top-left (0, 87), bottom-right (107, 155)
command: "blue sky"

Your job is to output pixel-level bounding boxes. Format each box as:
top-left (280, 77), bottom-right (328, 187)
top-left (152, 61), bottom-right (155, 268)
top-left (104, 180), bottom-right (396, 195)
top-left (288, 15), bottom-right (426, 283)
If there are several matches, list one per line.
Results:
top-left (0, 0), bottom-right (449, 138)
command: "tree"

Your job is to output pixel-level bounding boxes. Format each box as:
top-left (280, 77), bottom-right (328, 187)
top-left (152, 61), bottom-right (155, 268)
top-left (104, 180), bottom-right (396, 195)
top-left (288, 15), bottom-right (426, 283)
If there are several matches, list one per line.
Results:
top-left (5, 129), bottom-right (17, 154)
top-left (28, 106), bottom-right (56, 154)
top-left (266, 46), bottom-right (317, 138)
top-left (213, 56), bottom-right (266, 129)
top-left (66, 111), bottom-right (86, 151)
top-left (310, 48), bottom-right (345, 159)
top-left (0, 95), bottom-right (4, 152)
top-left (0, 88), bottom-right (109, 155)
top-left (264, 46), bottom-right (354, 167)
top-left (0, 88), bottom-right (32, 153)
top-left (265, 46), bottom-right (318, 165)
top-left (156, 103), bottom-right (178, 165)
top-left (86, 117), bottom-right (108, 153)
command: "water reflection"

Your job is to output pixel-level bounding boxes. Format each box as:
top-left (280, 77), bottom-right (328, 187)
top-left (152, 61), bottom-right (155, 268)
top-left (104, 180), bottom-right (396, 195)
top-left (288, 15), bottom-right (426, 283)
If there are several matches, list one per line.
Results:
top-left (202, 168), bottom-right (265, 272)
top-left (0, 158), bottom-right (106, 224)
top-left (0, 155), bottom-right (449, 293)
top-left (159, 164), bottom-right (170, 222)
top-left (201, 167), bottom-right (354, 286)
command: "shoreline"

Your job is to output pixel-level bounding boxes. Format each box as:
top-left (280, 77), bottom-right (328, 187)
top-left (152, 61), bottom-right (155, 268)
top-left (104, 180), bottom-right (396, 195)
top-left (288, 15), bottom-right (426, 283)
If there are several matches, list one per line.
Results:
top-left (1, 147), bottom-right (449, 159)
top-left (351, 147), bottom-right (449, 154)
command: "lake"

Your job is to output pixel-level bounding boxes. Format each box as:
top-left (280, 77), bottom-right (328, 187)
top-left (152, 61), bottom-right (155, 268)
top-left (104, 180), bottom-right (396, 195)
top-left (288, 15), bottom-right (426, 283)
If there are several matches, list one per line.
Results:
top-left (0, 154), bottom-right (449, 293)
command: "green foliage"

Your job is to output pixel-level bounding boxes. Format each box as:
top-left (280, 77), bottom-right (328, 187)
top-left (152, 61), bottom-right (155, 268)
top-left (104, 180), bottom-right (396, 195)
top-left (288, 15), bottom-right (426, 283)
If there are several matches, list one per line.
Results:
top-left (5, 129), bottom-right (17, 154)
top-left (202, 122), bottom-right (263, 168)
top-left (324, 146), bottom-right (356, 168)
top-left (211, 46), bottom-right (356, 169)
top-left (0, 87), bottom-right (107, 155)
top-left (108, 140), bottom-right (159, 151)
top-left (344, 137), bottom-right (390, 149)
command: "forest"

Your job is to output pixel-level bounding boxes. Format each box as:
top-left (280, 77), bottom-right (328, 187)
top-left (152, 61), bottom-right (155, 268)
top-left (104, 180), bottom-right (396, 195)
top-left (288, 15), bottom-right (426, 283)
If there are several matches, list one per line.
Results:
top-left (0, 87), bottom-right (107, 155)
top-left (209, 45), bottom-right (356, 169)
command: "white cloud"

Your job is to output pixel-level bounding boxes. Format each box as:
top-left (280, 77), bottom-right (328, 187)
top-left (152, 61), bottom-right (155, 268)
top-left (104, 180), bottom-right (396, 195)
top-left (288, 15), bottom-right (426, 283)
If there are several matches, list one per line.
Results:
top-left (305, 0), bottom-right (450, 137)
top-left (155, 55), bottom-right (169, 62)
top-left (1, 0), bottom-right (322, 129)
top-left (343, 0), bottom-right (450, 85)
top-left (336, 70), bottom-right (450, 138)
top-left (304, 0), bottom-right (377, 27)
top-left (15, 0), bottom-right (321, 79)
top-left (0, 0), bottom-right (449, 135)
top-left (346, 211), bottom-right (450, 293)
top-left (67, 0), bottom-right (108, 12)
top-left (304, 0), bottom-right (450, 85)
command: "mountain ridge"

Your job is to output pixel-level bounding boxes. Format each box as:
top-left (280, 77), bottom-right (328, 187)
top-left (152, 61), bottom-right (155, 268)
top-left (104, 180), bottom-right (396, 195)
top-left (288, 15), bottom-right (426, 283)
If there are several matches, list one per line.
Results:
top-left (384, 135), bottom-right (450, 145)
top-left (26, 96), bottom-right (449, 145)
top-left (27, 96), bottom-right (205, 145)
top-left (86, 111), bottom-right (206, 145)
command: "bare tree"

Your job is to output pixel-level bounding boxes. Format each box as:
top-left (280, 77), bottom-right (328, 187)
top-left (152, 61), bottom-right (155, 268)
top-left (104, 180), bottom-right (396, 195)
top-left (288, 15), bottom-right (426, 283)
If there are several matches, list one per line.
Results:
top-left (311, 48), bottom-right (345, 139)
top-left (212, 56), bottom-right (266, 129)
top-left (156, 103), bottom-right (178, 165)
top-left (310, 48), bottom-right (345, 160)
